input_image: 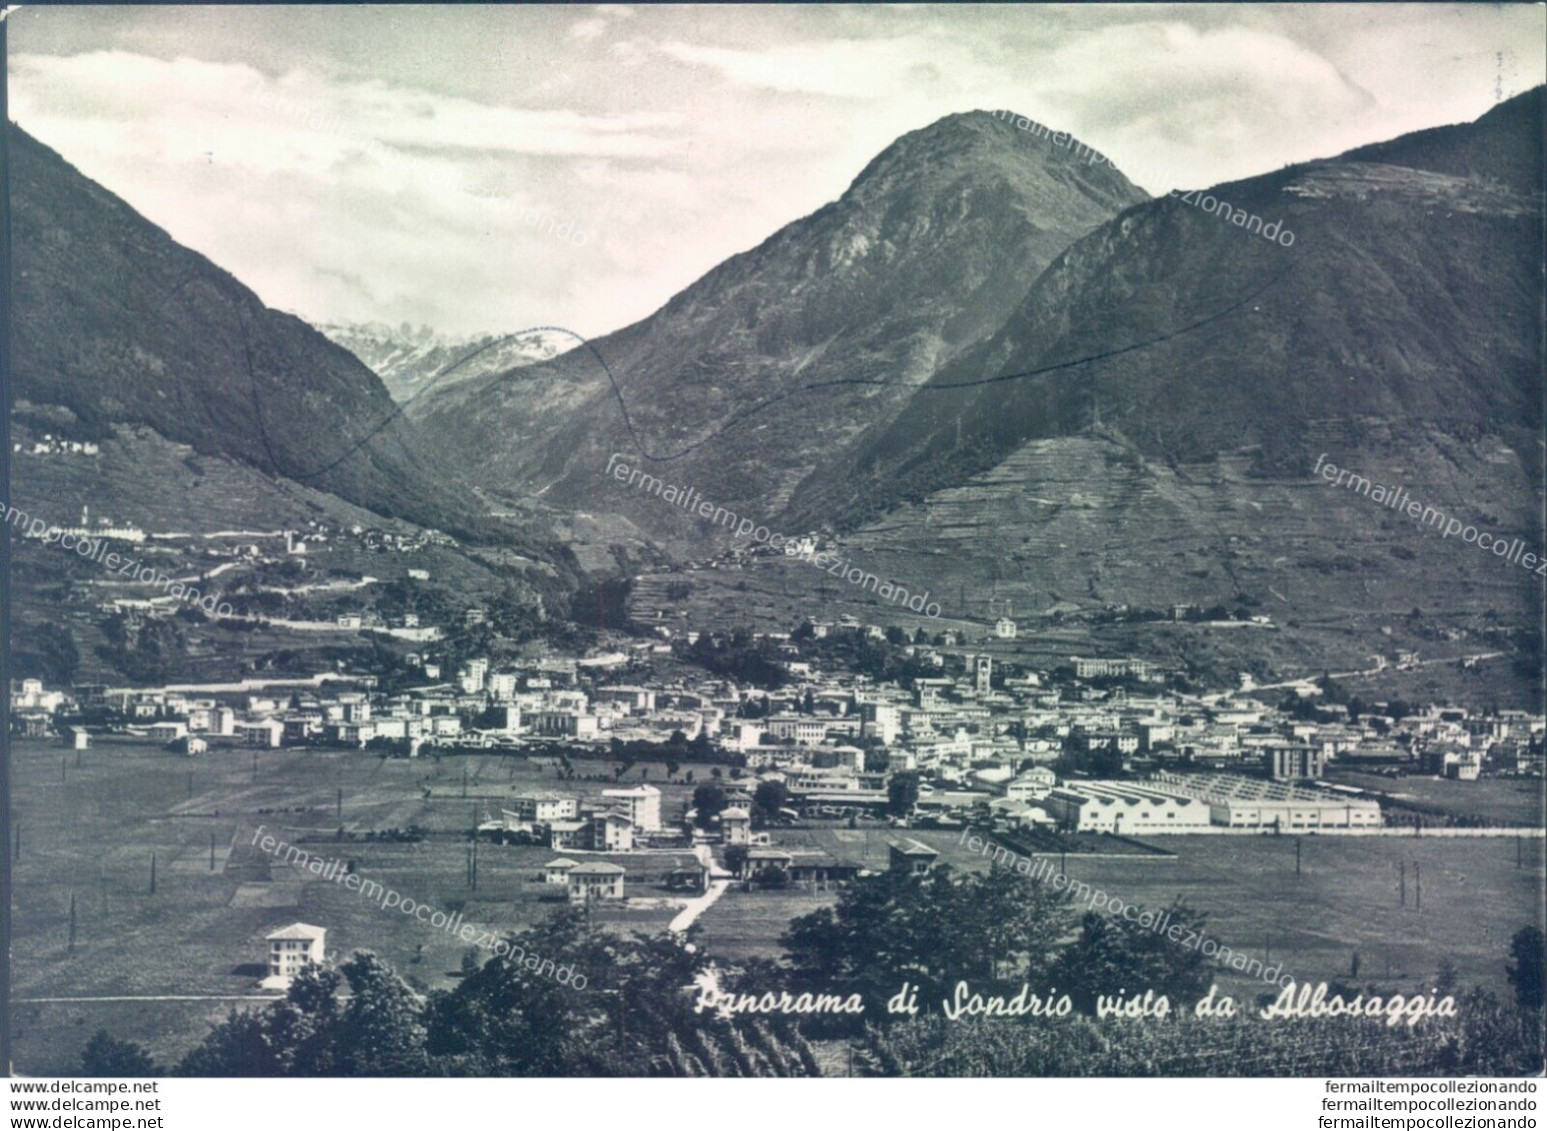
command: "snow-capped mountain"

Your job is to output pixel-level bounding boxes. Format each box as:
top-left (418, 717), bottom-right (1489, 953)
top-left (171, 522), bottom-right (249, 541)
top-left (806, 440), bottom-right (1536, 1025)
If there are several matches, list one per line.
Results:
top-left (316, 321), bottom-right (573, 403)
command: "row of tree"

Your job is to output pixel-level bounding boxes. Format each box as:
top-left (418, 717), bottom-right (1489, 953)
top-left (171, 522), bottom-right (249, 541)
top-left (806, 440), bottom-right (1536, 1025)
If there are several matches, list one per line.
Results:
top-left (78, 868), bottom-right (1544, 1077)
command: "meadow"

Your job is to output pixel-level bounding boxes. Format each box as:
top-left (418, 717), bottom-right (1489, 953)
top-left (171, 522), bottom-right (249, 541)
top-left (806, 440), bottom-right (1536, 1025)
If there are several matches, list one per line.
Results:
top-left (1325, 770), bottom-right (1543, 825)
top-left (11, 734), bottom-right (1541, 1075)
top-left (695, 826), bottom-right (1544, 1004)
top-left (7, 738), bottom-right (698, 1074)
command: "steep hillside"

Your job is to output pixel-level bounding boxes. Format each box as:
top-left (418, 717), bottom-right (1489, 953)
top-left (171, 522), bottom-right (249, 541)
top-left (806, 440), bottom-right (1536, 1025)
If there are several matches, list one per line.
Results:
top-left (814, 88), bottom-right (1543, 530)
top-left (411, 111), bottom-right (1148, 539)
top-left (316, 321), bottom-right (571, 403)
top-left (706, 90), bottom-right (1543, 703)
top-left (1340, 86), bottom-right (1543, 187)
top-left (6, 125), bottom-right (526, 548)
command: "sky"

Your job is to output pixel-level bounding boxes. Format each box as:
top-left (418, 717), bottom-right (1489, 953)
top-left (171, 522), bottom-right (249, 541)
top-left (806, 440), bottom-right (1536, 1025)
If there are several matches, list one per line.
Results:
top-left (8, 4), bottom-right (1544, 338)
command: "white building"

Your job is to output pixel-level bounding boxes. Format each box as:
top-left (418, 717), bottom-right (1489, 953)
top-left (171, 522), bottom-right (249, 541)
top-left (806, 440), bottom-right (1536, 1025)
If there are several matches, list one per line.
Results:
top-left (764, 715), bottom-right (827, 744)
top-left (506, 793), bottom-right (579, 823)
top-left (721, 807), bottom-right (751, 845)
top-left (459, 659), bottom-right (488, 694)
top-left (1148, 773), bottom-right (1383, 830)
top-left (860, 701), bottom-right (901, 744)
top-left (591, 811), bottom-right (635, 852)
top-left (1041, 782), bottom-right (1214, 834)
top-left (263, 923), bottom-right (326, 989)
top-left (1006, 768), bottom-right (1056, 801)
top-left (602, 784), bottom-right (662, 831)
top-left (542, 859), bottom-right (578, 885)
top-left (567, 862), bottom-right (626, 902)
top-left (240, 718), bottom-right (284, 747)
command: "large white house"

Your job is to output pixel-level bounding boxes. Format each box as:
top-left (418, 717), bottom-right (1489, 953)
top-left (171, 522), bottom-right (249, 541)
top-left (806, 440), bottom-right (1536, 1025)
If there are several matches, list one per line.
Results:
top-left (1041, 782), bottom-right (1213, 834)
top-left (506, 792), bottom-right (580, 824)
top-left (567, 862), bottom-right (626, 902)
top-left (263, 923), bottom-right (326, 988)
top-left (601, 784), bottom-right (661, 831)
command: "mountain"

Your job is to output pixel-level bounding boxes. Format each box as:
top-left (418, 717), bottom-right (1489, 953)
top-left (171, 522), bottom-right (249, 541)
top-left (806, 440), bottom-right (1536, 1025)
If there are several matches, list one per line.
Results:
top-left (696, 89), bottom-right (1540, 702)
top-left (315, 321), bottom-right (572, 403)
top-left (819, 88), bottom-right (1544, 527)
top-left (6, 124), bottom-right (547, 552)
top-left (410, 111), bottom-right (1148, 547)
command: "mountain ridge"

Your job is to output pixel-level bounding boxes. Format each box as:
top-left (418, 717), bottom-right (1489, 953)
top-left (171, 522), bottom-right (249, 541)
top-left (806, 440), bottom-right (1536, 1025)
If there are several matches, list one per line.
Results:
top-left (6, 123), bottom-right (580, 589)
top-left (804, 88), bottom-right (1544, 531)
top-left (409, 109), bottom-right (1150, 544)
top-left (316, 320), bottom-right (572, 403)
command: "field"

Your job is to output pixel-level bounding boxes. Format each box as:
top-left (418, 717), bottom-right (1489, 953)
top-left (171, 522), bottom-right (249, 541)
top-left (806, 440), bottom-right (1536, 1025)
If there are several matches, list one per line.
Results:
top-left (1325, 771), bottom-right (1544, 826)
top-left (12, 735), bottom-right (1543, 1074)
top-left (696, 827), bottom-right (1544, 1004)
top-left (7, 738), bottom-right (700, 1074)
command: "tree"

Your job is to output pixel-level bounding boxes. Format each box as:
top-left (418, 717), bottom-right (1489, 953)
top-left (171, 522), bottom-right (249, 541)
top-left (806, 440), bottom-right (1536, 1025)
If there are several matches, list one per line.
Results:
top-left (31, 623), bottom-right (79, 687)
top-left (81, 1030), bottom-right (160, 1077)
top-left (1506, 926), bottom-right (1544, 1011)
top-left (887, 772), bottom-right (920, 818)
top-left (177, 965), bottom-right (344, 1075)
top-left (1436, 957), bottom-right (1459, 996)
top-left (752, 780), bottom-right (789, 826)
top-left (331, 952), bottom-right (430, 1076)
top-left (692, 783), bottom-right (728, 828)
top-left (782, 866), bottom-right (1073, 1008)
top-left (426, 907), bottom-right (708, 1075)
top-left (1051, 899), bottom-right (1214, 1013)
top-left (723, 844), bottom-right (750, 878)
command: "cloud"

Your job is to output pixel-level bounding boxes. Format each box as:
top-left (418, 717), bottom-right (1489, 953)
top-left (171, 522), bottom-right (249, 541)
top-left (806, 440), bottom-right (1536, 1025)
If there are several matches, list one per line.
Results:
top-left (570, 4), bottom-right (635, 42)
top-left (7, 49), bottom-right (693, 335)
top-left (657, 36), bottom-right (972, 99)
top-left (8, 5), bottom-right (1539, 340)
top-left (10, 52), bottom-right (686, 161)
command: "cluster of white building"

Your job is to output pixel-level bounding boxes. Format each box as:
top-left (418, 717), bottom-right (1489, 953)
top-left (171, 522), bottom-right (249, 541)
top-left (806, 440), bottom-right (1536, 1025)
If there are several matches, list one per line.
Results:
top-left (1042, 774), bottom-right (1384, 833)
top-left (11, 625), bottom-right (1543, 838)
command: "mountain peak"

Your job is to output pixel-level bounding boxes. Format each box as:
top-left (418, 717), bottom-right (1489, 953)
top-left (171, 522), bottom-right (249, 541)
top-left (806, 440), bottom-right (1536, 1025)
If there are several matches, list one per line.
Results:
top-left (840, 108), bottom-right (1133, 210)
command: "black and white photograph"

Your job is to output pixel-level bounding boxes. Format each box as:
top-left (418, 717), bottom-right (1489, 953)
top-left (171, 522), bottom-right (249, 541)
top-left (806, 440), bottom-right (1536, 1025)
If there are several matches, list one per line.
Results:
top-left (2, 0), bottom-right (1544, 1108)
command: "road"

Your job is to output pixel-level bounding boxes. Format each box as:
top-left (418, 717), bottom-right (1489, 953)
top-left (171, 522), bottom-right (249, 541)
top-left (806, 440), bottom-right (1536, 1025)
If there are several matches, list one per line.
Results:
top-left (668, 843), bottom-right (732, 934)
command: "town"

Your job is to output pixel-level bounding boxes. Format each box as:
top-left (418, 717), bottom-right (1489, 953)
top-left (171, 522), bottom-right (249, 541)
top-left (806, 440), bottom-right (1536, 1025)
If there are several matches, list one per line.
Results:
top-left (13, 612), bottom-right (1542, 930)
